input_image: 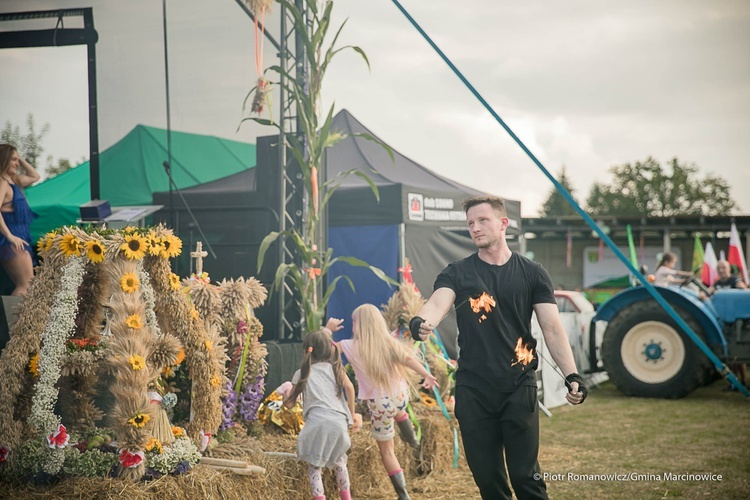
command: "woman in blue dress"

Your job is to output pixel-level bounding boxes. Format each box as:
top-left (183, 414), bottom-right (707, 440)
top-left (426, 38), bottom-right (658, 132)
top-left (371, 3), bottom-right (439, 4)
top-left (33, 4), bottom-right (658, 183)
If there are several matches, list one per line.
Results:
top-left (0, 144), bottom-right (40, 296)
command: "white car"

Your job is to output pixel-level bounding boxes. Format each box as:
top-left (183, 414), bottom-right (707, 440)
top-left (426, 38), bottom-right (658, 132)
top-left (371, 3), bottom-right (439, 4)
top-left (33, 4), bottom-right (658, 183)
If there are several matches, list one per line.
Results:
top-left (532, 290), bottom-right (607, 409)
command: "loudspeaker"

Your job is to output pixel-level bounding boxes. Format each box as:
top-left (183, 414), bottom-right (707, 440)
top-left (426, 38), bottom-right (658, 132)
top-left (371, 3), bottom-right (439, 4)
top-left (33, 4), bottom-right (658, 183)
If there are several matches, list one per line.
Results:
top-left (0, 295), bottom-right (22, 352)
top-left (79, 199), bottom-right (112, 221)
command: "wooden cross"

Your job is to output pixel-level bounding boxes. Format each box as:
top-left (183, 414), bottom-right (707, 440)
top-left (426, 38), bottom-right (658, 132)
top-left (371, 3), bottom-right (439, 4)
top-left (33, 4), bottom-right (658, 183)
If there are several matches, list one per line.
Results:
top-left (190, 241), bottom-right (208, 275)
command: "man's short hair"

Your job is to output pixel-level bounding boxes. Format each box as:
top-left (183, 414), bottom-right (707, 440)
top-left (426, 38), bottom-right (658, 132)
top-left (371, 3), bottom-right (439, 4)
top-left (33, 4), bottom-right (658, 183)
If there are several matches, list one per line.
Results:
top-left (462, 195), bottom-right (507, 217)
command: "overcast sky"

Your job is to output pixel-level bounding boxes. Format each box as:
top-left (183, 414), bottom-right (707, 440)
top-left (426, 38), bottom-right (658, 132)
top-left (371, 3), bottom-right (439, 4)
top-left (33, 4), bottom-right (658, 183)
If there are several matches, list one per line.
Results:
top-left (2, 0), bottom-right (749, 216)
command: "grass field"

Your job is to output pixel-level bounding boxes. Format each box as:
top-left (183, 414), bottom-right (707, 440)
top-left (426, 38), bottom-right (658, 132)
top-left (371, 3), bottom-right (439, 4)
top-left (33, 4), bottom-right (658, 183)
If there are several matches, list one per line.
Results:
top-left (6, 379), bottom-right (747, 499)
top-left (408, 379), bottom-right (750, 499)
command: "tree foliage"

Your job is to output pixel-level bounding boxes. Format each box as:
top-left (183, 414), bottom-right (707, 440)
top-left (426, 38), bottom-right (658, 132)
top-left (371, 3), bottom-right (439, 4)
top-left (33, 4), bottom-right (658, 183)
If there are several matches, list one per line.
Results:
top-left (538, 166), bottom-right (580, 217)
top-left (2, 113), bottom-right (78, 179)
top-left (45, 158), bottom-right (74, 178)
top-left (1, 113), bottom-right (49, 166)
top-left (586, 157), bottom-right (735, 217)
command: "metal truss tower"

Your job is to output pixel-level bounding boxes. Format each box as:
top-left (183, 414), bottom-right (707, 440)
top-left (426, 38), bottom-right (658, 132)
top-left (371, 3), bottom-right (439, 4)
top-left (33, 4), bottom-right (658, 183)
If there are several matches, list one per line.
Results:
top-left (236, 0), bottom-right (311, 342)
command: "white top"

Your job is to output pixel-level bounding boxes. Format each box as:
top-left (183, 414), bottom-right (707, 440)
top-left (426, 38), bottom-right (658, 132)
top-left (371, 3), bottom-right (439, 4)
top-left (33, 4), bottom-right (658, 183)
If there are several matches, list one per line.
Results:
top-left (654, 266), bottom-right (677, 286)
top-left (292, 363), bottom-right (352, 425)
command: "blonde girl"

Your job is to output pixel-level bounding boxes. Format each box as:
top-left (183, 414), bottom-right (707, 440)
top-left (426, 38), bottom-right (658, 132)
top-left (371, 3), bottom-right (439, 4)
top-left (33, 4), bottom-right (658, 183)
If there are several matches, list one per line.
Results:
top-left (336, 304), bottom-right (437, 500)
top-left (284, 329), bottom-right (361, 500)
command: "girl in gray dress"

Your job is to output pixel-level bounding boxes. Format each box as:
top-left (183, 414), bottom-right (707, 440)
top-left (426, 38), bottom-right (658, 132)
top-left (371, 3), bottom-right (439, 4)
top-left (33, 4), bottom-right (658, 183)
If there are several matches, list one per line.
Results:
top-left (284, 330), bottom-right (361, 500)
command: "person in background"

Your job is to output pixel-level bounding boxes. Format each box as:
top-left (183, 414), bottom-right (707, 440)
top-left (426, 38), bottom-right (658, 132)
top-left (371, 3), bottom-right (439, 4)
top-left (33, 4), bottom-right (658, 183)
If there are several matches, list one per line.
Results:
top-left (0, 144), bottom-right (40, 296)
top-left (711, 260), bottom-right (748, 292)
top-left (335, 304), bottom-right (438, 500)
top-left (709, 260), bottom-right (748, 390)
top-left (283, 330), bottom-right (361, 500)
top-left (410, 195), bottom-right (586, 500)
top-left (653, 252), bottom-right (692, 287)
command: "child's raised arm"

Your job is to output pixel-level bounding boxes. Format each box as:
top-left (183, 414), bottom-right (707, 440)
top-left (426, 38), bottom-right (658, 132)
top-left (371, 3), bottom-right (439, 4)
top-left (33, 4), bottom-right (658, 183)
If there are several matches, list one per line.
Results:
top-left (404, 355), bottom-right (439, 390)
top-left (322, 317), bottom-right (344, 336)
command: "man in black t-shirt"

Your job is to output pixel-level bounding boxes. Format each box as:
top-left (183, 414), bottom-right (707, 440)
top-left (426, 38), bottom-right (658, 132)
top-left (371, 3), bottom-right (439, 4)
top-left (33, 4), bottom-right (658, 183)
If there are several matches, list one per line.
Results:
top-left (410, 195), bottom-right (586, 500)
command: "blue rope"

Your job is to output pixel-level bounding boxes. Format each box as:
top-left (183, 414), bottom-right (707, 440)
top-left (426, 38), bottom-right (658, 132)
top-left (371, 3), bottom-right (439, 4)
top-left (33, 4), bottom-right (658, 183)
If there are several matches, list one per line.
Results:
top-left (418, 341), bottom-right (459, 468)
top-left (430, 329), bottom-right (450, 360)
top-left (389, 0), bottom-right (749, 398)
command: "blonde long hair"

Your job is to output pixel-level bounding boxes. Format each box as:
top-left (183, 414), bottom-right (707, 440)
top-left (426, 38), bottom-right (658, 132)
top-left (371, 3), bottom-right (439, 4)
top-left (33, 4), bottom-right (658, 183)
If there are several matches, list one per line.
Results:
top-left (352, 304), bottom-right (414, 393)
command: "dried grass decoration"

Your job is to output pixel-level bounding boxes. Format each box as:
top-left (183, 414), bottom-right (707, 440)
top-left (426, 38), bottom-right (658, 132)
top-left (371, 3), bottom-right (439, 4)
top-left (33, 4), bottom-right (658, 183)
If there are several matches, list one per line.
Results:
top-left (144, 247), bottom-right (224, 444)
top-left (381, 281), bottom-right (426, 336)
top-left (0, 225), bottom-right (196, 481)
top-left (244, 0), bottom-right (272, 15)
top-left (250, 77), bottom-right (270, 115)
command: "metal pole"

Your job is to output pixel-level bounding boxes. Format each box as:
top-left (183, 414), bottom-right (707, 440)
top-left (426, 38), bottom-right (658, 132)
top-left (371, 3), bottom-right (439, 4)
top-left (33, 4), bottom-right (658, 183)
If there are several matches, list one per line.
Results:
top-left (83, 8), bottom-right (100, 200)
top-left (278, 2), bottom-right (287, 341)
top-left (162, 0), bottom-right (174, 229)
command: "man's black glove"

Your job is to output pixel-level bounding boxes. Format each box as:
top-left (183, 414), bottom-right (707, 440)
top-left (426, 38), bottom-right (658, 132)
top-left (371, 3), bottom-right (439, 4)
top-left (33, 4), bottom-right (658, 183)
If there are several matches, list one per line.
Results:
top-left (565, 373), bottom-right (588, 403)
top-left (409, 316), bottom-right (425, 339)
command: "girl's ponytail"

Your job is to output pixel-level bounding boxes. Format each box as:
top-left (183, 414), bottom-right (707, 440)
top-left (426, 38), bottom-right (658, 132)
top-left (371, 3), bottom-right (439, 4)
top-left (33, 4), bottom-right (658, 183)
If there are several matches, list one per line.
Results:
top-left (287, 347), bottom-right (313, 403)
top-left (329, 342), bottom-right (346, 397)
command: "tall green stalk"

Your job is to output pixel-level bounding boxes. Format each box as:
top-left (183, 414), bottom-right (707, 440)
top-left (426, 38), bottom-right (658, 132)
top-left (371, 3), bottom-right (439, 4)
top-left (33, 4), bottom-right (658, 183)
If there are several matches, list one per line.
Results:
top-left (242, 0), bottom-right (395, 333)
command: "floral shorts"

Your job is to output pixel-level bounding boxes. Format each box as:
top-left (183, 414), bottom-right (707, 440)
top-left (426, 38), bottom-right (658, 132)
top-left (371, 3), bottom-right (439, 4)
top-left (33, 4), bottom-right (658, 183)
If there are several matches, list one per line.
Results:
top-left (365, 389), bottom-right (408, 441)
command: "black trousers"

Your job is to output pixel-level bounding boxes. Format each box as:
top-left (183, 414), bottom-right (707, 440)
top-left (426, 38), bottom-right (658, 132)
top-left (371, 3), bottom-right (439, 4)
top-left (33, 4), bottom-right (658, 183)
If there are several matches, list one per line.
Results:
top-left (455, 384), bottom-right (548, 500)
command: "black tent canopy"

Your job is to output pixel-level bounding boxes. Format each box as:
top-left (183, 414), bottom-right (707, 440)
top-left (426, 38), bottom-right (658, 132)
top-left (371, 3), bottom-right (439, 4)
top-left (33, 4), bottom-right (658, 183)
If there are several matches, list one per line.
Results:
top-left (326, 109), bottom-right (522, 231)
top-left (153, 109), bottom-right (522, 355)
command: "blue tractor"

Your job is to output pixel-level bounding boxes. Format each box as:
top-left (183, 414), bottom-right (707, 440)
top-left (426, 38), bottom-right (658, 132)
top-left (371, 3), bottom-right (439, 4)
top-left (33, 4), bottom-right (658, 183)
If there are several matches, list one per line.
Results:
top-left (592, 276), bottom-right (750, 398)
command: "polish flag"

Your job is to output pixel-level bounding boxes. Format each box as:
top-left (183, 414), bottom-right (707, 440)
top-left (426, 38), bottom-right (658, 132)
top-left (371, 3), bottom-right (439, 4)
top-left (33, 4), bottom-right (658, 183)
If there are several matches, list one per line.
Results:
top-left (701, 242), bottom-right (718, 286)
top-left (728, 223), bottom-right (749, 284)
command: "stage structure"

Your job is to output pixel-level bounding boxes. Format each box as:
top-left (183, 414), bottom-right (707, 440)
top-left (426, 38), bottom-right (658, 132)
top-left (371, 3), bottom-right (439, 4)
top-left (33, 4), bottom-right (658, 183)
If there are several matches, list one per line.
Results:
top-left (0, 8), bottom-right (101, 200)
top-left (235, 0), bottom-right (311, 342)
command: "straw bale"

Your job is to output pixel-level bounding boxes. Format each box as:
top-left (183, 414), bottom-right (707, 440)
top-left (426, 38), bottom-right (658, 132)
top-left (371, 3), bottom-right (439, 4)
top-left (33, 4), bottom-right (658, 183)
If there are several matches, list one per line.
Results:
top-left (3, 412), bottom-right (464, 499)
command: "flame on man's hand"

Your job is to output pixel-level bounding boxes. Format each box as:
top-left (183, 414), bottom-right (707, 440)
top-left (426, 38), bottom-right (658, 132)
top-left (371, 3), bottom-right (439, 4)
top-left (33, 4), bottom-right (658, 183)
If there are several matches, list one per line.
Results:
top-left (511, 337), bottom-right (535, 368)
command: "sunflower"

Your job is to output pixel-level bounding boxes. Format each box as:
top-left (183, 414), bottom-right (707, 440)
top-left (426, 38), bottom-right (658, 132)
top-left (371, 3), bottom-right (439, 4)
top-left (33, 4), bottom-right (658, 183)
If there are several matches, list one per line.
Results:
top-left (127, 413), bottom-right (150, 428)
top-left (168, 273), bottom-right (181, 291)
top-left (144, 436), bottom-right (162, 453)
top-left (126, 314), bottom-right (143, 329)
top-left (171, 426), bottom-right (185, 438)
top-left (129, 354), bottom-right (145, 370)
top-left (120, 234), bottom-right (147, 260)
top-left (85, 239), bottom-right (106, 263)
top-left (210, 374), bottom-right (221, 387)
top-left (36, 235), bottom-right (48, 254)
top-left (45, 234), bottom-right (55, 251)
top-left (161, 234), bottom-right (183, 258)
top-left (123, 226), bottom-right (138, 234)
top-left (421, 393), bottom-right (437, 408)
top-left (174, 348), bottom-right (185, 365)
top-left (145, 232), bottom-right (164, 256)
top-left (59, 234), bottom-right (82, 257)
top-left (28, 353), bottom-right (39, 377)
top-left (161, 365), bottom-right (174, 378)
top-left (120, 273), bottom-right (140, 294)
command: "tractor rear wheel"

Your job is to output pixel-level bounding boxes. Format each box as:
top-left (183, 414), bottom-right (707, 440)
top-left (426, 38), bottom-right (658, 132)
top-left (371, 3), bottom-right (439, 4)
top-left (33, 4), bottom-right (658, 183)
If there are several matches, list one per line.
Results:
top-left (602, 301), bottom-right (706, 398)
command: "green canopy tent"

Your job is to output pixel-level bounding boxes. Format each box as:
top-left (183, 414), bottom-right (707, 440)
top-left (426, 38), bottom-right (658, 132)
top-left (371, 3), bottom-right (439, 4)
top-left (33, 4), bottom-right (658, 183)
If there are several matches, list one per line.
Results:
top-left (25, 124), bottom-right (256, 243)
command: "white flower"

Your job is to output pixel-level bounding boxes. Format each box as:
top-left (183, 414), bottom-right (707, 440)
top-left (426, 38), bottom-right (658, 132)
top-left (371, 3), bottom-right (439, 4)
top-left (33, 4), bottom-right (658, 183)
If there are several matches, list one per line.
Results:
top-left (139, 266), bottom-right (162, 337)
top-left (28, 256), bottom-right (85, 475)
top-left (146, 436), bottom-right (201, 474)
